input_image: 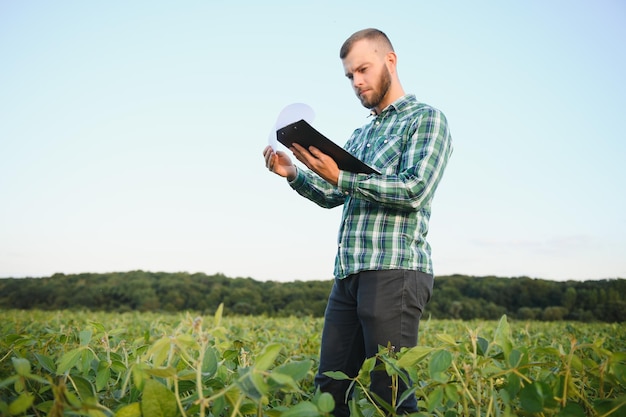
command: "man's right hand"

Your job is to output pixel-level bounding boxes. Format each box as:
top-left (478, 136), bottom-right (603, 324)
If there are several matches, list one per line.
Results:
top-left (263, 145), bottom-right (297, 181)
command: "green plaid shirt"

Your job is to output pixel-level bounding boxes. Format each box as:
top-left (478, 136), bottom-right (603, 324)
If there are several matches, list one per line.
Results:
top-left (289, 94), bottom-right (453, 279)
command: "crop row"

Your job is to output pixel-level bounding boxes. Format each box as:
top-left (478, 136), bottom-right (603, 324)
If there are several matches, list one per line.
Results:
top-left (1, 308), bottom-right (625, 416)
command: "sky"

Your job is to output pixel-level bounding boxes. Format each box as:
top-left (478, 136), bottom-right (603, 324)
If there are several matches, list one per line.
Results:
top-left (1, 1), bottom-right (625, 283)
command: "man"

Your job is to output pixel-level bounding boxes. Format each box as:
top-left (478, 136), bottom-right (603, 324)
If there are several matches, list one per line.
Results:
top-left (263, 28), bottom-right (452, 416)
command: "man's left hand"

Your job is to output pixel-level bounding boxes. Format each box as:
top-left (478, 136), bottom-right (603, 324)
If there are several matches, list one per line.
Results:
top-left (290, 143), bottom-right (340, 186)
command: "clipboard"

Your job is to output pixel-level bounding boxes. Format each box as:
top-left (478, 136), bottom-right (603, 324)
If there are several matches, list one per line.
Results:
top-left (276, 119), bottom-right (381, 175)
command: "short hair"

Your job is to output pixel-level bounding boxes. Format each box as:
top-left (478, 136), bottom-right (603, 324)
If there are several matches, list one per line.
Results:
top-left (339, 28), bottom-right (394, 59)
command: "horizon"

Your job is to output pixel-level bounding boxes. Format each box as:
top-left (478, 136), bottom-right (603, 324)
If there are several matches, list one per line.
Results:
top-left (1, 269), bottom-right (623, 283)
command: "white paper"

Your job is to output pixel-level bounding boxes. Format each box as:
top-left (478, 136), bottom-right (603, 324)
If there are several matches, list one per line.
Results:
top-left (268, 103), bottom-right (315, 151)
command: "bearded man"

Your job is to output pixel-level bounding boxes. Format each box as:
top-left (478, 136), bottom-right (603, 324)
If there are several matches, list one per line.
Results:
top-left (263, 28), bottom-right (453, 416)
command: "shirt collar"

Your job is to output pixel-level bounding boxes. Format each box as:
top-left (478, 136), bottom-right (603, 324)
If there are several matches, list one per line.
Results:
top-left (370, 94), bottom-right (416, 117)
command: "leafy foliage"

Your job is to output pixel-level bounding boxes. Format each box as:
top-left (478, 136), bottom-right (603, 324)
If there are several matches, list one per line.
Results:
top-left (0, 272), bottom-right (624, 322)
top-left (1, 309), bottom-right (624, 416)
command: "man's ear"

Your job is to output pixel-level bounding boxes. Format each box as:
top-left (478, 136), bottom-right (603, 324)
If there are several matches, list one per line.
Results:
top-left (385, 51), bottom-right (398, 73)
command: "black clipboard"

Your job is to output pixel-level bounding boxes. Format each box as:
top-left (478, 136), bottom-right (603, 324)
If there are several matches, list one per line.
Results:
top-left (276, 119), bottom-right (380, 174)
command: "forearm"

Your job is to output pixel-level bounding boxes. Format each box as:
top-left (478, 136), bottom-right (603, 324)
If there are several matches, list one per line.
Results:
top-left (289, 167), bottom-right (345, 209)
top-left (338, 111), bottom-right (453, 211)
top-left (337, 166), bottom-right (446, 211)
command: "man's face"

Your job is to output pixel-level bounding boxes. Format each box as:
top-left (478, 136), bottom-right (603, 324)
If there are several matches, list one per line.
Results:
top-left (342, 39), bottom-right (392, 111)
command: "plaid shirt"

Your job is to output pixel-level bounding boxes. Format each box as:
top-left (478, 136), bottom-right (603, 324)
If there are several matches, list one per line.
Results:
top-left (289, 94), bottom-right (453, 279)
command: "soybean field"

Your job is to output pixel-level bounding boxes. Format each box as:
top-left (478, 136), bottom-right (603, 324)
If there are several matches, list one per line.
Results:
top-left (1, 308), bottom-right (625, 416)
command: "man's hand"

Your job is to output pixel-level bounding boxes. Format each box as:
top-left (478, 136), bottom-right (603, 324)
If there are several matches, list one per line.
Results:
top-left (263, 145), bottom-right (297, 181)
top-left (290, 143), bottom-right (339, 186)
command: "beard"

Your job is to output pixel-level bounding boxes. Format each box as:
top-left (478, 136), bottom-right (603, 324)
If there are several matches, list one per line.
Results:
top-left (358, 65), bottom-right (392, 110)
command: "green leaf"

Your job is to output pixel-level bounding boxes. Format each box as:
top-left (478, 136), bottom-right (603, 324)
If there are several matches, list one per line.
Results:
top-left (173, 334), bottom-right (198, 350)
top-left (274, 360), bottom-right (312, 382)
top-left (358, 356), bottom-right (376, 379)
top-left (444, 383), bottom-right (460, 403)
top-left (493, 315), bottom-right (513, 359)
top-left (316, 392), bottom-right (335, 414)
top-left (0, 376), bottom-right (18, 389)
top-left (476, 337), bottom-right (489, 356)
top-left (141, 379), bottom-right (178, 417)
top-left (70, 375), bottom-right (96, 400)
top-left (381, 355), bottom-right (403, 377)
top-left (111, 360), bottom-right (128, 373)
top-left (612, 363), bottom-right (626, 385)
top-left (214, 302), bottom-right (224, 327)
top-left (505, 373), bottom-right (521, 398)
top-left (269, 372), bottom-right (297, 388)
top-left (519, 381), bottom-right (552, 413)
top-left (348, 398), bottom-right (365, 417)
top-left (323, 370), bottom-right (351, 380)
top-left (429, 350), bottom-right (452, 376)
top-left (237, 372), bottom-right (263, 401)
top-left (14, 377), bottom-right (25, 393)
top-left (426, 386), bottom-right (444, 413)
top-left (520, 385), bottom-right (543, 413)
top-left (175, 369), bottom-right (196, 381)
top-left (201, 346), bottom-right (218, 377)
top-left (34, 353), bottom-right (56, 373)
top-left (436, 333), bottom-right (458, 346)
top-left (251, 370), bottom-right (269, 396)
top-left (146, 336), bottom-right (172, 367)
top-left (81, 348), bottom-right (96, 373)
top-left (398, 385), bottom-right (418, 408)
top-left (280, 401), bottom-right (321, 417)
top-left (534, 347), bottom-right (561, 357)
top-left (57, 347), bottom-right (85, 375)
top-left (570, 354), bottom-right (584, 372)
top-left (96, 361), bottom-right (111, 392)
top-left (35, 399), bottom-right (53, 413)
top-left (12, 357), bottom-right (31, 376)
top-left (64, 388), bottom-right (82, 407)
top-left (556, 402), bottom-right (586, 417)
top-left (593, 395), bottom-right (626, 416)
top-left (115, 402), bottom-right (142, 417)
top-left (90, 321), bottom-right (106, 333)
top-left (508, 349), bottom-right (522, 367)
top-left (8, 392), bottom-right (34, 415)
top-left (253, 343), bottom-right (282, 371)
top-left (79, 329), bottom-right (93, 346)
top-left (143, 366), bottom-right (177, 378)
top-left (397, 345), bottom-right (432, 368)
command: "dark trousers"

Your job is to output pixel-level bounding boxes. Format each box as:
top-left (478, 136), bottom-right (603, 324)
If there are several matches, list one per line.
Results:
top-left (314, 269), bottom-right (433, 417)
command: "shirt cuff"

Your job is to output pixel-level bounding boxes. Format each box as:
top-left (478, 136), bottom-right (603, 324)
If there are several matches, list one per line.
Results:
top-left (337, 170), bottom-right (358, 195)
top-left (287, 166), bottom-right (306, 189)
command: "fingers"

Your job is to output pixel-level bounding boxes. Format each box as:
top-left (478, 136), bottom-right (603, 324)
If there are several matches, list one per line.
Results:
top-left (291, 144), bottom-right (324, 170)
top-left (290, 143), bottom-right (309, 163)
top-left (307, 146), bottom-right (322, 157)
top-left (289, 145), bottom-right (309, 169)
top-left (292, 144), bottom-right (321, 159)
top-left (263, 147), bottom-right (276, 171)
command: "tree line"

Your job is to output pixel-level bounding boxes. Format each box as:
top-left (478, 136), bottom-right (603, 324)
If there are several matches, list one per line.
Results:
top-left (0, 271), bottom-right (624, 322)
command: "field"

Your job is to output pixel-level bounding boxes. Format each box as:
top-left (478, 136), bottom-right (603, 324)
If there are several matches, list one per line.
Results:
top-left (1, 308), bottom-right (625, 417)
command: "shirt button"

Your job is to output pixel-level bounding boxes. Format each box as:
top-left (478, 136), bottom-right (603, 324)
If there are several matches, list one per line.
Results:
top-left (344, 191), bottom-right (349, 196)
top-left (366, 144), bottom-right (371, 147)
top-left (384, 139), bottom-right (388, 144)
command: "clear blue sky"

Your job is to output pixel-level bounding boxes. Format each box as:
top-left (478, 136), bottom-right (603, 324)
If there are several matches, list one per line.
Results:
top-left (1, 1), bottom-right (624, 282)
